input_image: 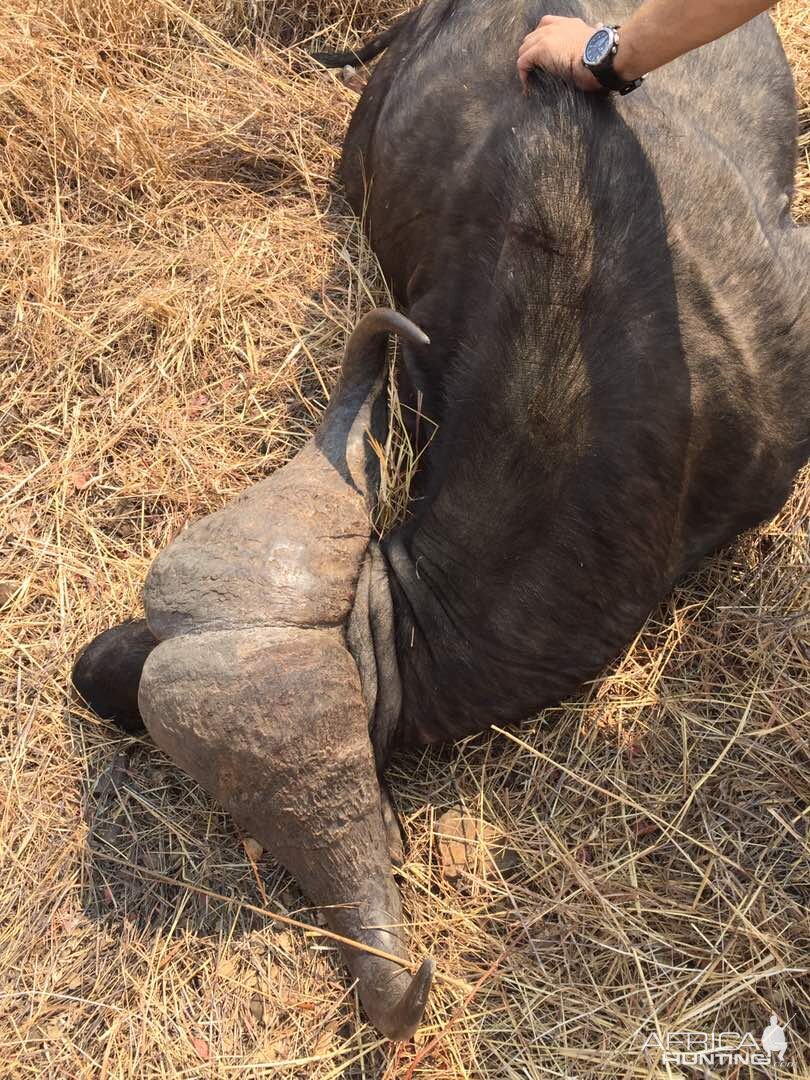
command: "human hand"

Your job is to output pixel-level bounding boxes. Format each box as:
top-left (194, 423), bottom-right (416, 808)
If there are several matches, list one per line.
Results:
top-left (517, 15), bottom-right (603, 92)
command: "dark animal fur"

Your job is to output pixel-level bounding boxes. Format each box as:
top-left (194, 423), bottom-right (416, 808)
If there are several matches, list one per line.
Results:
top-left (337, 0), bottom-right (809, 750)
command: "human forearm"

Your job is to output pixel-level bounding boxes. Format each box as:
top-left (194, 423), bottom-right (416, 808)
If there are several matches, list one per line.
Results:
top-left (615, 0), bottom-right (774, 80)
top-left (518, 1), bottom-right (776, 92)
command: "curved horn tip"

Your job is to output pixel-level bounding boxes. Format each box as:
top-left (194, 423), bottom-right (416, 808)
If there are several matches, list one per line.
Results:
top-left (372, 957), bottom-right (435, 1042)
top-left (350, 307), bottom-right (430, 352)
top-left (392, 313), bottom-right (430, 349)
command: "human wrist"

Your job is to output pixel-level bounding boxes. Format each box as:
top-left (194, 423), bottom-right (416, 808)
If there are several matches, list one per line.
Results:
top-left (612, 25), bottom-right (644, 81)
top-left (574, 57), bottom-right (604, 92)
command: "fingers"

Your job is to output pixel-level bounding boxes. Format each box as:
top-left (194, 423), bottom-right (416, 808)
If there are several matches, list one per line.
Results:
top-left (517, 30), bottom-right (540, 58)
top-left (517, 48), bottom-right (538, 89)
top-left (516, 16), bottom-right (596, 92)
top-left (520, 13), bottom-right (570, 53)
top-left (517, 27), bottom-right (555, 87)
top-left (516, 16), bottom-right (569, 63)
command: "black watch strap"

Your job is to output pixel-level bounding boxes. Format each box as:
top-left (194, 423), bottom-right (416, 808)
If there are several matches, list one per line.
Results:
top-left (592, 65), bottom-right (644, 95)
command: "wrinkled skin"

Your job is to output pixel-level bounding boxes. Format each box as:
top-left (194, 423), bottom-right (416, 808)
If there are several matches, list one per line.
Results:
top-left (73, 0), bottom-right (809, 1040)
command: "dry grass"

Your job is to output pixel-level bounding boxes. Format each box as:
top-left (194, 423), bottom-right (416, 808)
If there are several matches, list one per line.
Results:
top-left (0, 1), bottom-right (808, 1076)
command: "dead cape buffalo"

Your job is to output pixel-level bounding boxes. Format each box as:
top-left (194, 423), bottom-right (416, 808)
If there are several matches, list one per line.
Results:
top-left (72, 0), bottom-right (809, 1041)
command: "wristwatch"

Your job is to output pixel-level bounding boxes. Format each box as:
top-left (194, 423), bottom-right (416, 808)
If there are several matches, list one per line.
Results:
top-left (582, 25), bottom-right (644, 95)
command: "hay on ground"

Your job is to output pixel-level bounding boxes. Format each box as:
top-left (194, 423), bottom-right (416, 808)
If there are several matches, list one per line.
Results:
top-left (0, 1), bottom-right (808, 1076)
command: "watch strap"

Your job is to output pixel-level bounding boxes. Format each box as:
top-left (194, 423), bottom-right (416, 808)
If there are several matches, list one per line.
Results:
top-left (591, 65), bottom-right (644, 95)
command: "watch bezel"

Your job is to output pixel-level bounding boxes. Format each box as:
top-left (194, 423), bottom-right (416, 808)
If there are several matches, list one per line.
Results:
top-left (583, 26), bottom-right (616, 69)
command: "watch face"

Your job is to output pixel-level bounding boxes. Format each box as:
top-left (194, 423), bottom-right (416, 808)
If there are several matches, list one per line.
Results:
top-left (584, 27), bottom-right (613, 66)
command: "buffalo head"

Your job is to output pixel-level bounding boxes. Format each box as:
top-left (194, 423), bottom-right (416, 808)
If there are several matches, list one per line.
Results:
top-left (76, 310), bottom-right (433, 1039)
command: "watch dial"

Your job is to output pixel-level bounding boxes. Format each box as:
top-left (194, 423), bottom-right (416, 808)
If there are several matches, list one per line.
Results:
top-left (584, 28), bottom-right (612, 66)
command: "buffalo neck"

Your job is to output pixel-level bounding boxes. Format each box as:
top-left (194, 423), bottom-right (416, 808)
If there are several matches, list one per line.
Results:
top-left (375, 145), bottom-right (691, 749)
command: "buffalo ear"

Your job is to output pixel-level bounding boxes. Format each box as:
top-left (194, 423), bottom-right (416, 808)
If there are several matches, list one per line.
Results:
top-left (72, 618), bottom-right (157, 732)
top-left (347, 543), bottom-right (403, 768)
